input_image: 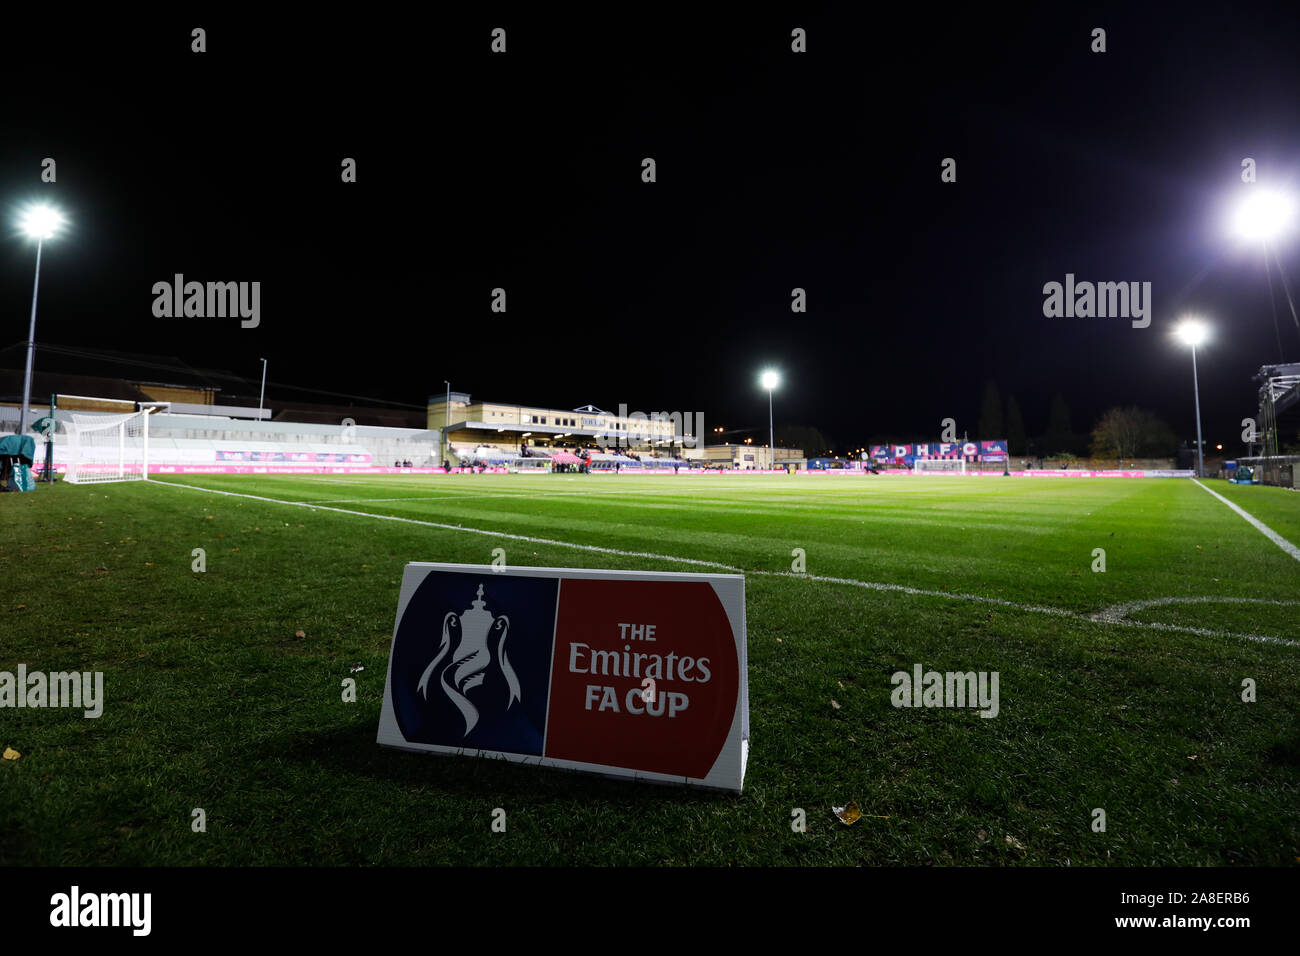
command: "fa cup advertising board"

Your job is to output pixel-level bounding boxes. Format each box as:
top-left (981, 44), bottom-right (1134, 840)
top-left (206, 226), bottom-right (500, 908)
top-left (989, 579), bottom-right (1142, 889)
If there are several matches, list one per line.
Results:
top-left (378, 564), bottom-right (749, 792)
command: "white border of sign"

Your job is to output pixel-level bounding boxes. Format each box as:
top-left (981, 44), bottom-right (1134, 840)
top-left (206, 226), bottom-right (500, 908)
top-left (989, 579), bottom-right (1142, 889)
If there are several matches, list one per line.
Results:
top-left (377, 563), bottom-right (749, 792)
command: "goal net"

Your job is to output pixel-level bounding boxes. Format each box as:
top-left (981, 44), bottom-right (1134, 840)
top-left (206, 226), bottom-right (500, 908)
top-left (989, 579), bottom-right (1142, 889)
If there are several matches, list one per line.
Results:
top-left (63, 407), bottom-right (155, 484)
top-left (913, 458), bottom-right (966, 474)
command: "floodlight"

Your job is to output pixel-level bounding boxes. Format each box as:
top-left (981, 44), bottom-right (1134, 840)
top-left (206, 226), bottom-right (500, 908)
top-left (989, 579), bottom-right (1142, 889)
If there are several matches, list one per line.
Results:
top-left (1175, 320), bottom-right (1209, 347)
top-left (19, 204), bottom-right (64, 240)
top-left (1232, 189), bottom-right (1295, 242)
top-left (1173, 318), bottom-right (1209, 477)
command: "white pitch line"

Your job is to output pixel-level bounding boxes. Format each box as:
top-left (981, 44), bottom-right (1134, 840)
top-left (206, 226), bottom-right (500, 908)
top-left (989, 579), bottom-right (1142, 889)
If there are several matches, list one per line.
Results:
top-left (309, 489), bottom-right (650, 505)
top-left (153, 479), bottom-right (1298, 649)
top-left (1192, 479), bottom-right (1300, 563)
top-left (156, 480), bottom-right (736, 571)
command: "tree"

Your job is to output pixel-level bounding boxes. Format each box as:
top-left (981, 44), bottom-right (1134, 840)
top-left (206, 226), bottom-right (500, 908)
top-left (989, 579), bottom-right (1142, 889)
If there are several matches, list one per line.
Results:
top-left (1005, 395), bottom-right (1026, 455)
top-left (1090, 407), bottom-right (1178, 460)
top-left (978, 381), bottom-right (1003, 439)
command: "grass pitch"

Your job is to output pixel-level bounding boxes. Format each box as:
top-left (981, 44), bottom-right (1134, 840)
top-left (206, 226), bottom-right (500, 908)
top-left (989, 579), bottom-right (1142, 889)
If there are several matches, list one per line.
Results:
top-left (2, 473), bottom-right (1297, 866)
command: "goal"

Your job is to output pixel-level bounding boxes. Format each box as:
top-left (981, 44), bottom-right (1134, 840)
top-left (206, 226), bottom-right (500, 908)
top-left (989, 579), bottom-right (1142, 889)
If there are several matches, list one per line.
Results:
top-left (63, 405), bottom-right (160, 484)
top-left (913, 457), bottom-right (966, 475)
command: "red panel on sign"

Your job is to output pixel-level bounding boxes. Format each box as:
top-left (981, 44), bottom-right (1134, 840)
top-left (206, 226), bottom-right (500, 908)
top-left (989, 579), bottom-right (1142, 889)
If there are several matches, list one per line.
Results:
top-left (544, 578), bottom-right (739, 779)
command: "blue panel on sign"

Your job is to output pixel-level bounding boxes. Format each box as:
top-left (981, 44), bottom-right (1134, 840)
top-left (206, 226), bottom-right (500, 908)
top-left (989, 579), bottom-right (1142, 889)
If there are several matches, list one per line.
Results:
top-left (391, 572), bottom-right (558, 756)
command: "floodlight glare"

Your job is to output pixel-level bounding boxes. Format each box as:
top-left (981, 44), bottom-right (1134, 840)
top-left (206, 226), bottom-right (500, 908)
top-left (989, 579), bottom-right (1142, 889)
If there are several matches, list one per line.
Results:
top-left (19, 204), bottom-right (65, 240)
top-left (760, 370), bottom-right (780, 390)
top-left (1232, 188), bottom-right (1295, 242)
top-left (1175, 320), bottom-right (1209, 347)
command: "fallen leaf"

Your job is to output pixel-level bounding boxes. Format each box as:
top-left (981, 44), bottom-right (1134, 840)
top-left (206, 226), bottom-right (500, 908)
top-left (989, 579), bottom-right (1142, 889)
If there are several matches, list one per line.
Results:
top-left (294, 630), bottom-right (306, 639)
top-left (832, 802), bottom-right (863, 826)
top-left (2, 747), bottom-right (20, 761)
top-left (976, 828), bottom-right (989, 843)
top-left (830, 699), bottom-right (841, 710)
top-left (1005, 834), bottom-right (1026, 850)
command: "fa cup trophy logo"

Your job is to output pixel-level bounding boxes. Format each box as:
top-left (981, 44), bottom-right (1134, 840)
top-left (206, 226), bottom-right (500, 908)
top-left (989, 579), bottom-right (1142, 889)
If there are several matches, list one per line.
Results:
top-left (417, 583), bottom-right (521, 736)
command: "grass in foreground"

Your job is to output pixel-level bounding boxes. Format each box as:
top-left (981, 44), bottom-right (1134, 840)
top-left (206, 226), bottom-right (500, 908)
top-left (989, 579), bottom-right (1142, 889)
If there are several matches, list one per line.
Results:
top-left (1, 474), bottom-right (1297, 865)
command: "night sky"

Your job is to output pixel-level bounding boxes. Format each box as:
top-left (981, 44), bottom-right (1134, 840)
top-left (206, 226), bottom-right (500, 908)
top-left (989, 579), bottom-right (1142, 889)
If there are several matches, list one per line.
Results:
top-left (3, 6), bottom-right (1300, 452)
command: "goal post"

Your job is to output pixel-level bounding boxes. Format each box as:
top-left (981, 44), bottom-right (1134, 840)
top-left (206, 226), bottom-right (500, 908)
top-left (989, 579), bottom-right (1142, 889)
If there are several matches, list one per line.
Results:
top-left (62, 402), bottom-right (167, 484)
top-left (913, 457), bottom-right (967, 475)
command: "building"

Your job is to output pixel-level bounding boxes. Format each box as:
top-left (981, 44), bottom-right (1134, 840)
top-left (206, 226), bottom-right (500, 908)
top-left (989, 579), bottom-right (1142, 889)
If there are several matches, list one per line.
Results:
top-left (427, 395), bottom-right (700, 463)
top-left (697, 443), bottom-right (805, 470)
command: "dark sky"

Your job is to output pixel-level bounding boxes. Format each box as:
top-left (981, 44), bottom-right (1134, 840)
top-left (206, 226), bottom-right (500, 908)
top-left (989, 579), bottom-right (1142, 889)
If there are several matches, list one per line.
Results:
top-left (3, 5), bottom-right (1300, 452)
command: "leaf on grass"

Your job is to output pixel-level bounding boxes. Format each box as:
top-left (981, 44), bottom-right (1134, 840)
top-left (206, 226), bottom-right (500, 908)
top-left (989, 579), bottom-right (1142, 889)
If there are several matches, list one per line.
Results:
top-left (837, 680), bottom-right (845, 689)
top-left (775, 637), bottom-right (782, 643)
top-left (294, 630), bottom-right (306, 639)
top-left (2, 747), bottom-right (20, 761)
top-left (830, 699), bottom-right (841, 710)
top-left (1005, 834), bottom-right (1026, 850)
top-left (349, 663), bottom-right (365, 673)
top-left (832, 802), bottom-right (862, 826)
top-left (976, 828), bottom-right (989, 843)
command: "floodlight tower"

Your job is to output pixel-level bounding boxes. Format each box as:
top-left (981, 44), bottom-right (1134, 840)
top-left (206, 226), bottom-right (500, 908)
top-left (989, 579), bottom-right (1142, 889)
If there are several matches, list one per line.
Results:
top-left (1175, 319), bottom-right (1209, 478)
top-left (760, 369), bottom-right (780, 471)
top-left (16, 204), bottom-right (66, 435)
top-left (258, 358), bottom-right (268, 419)
top-left (1232, 188), bottom-right (1298, 351)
